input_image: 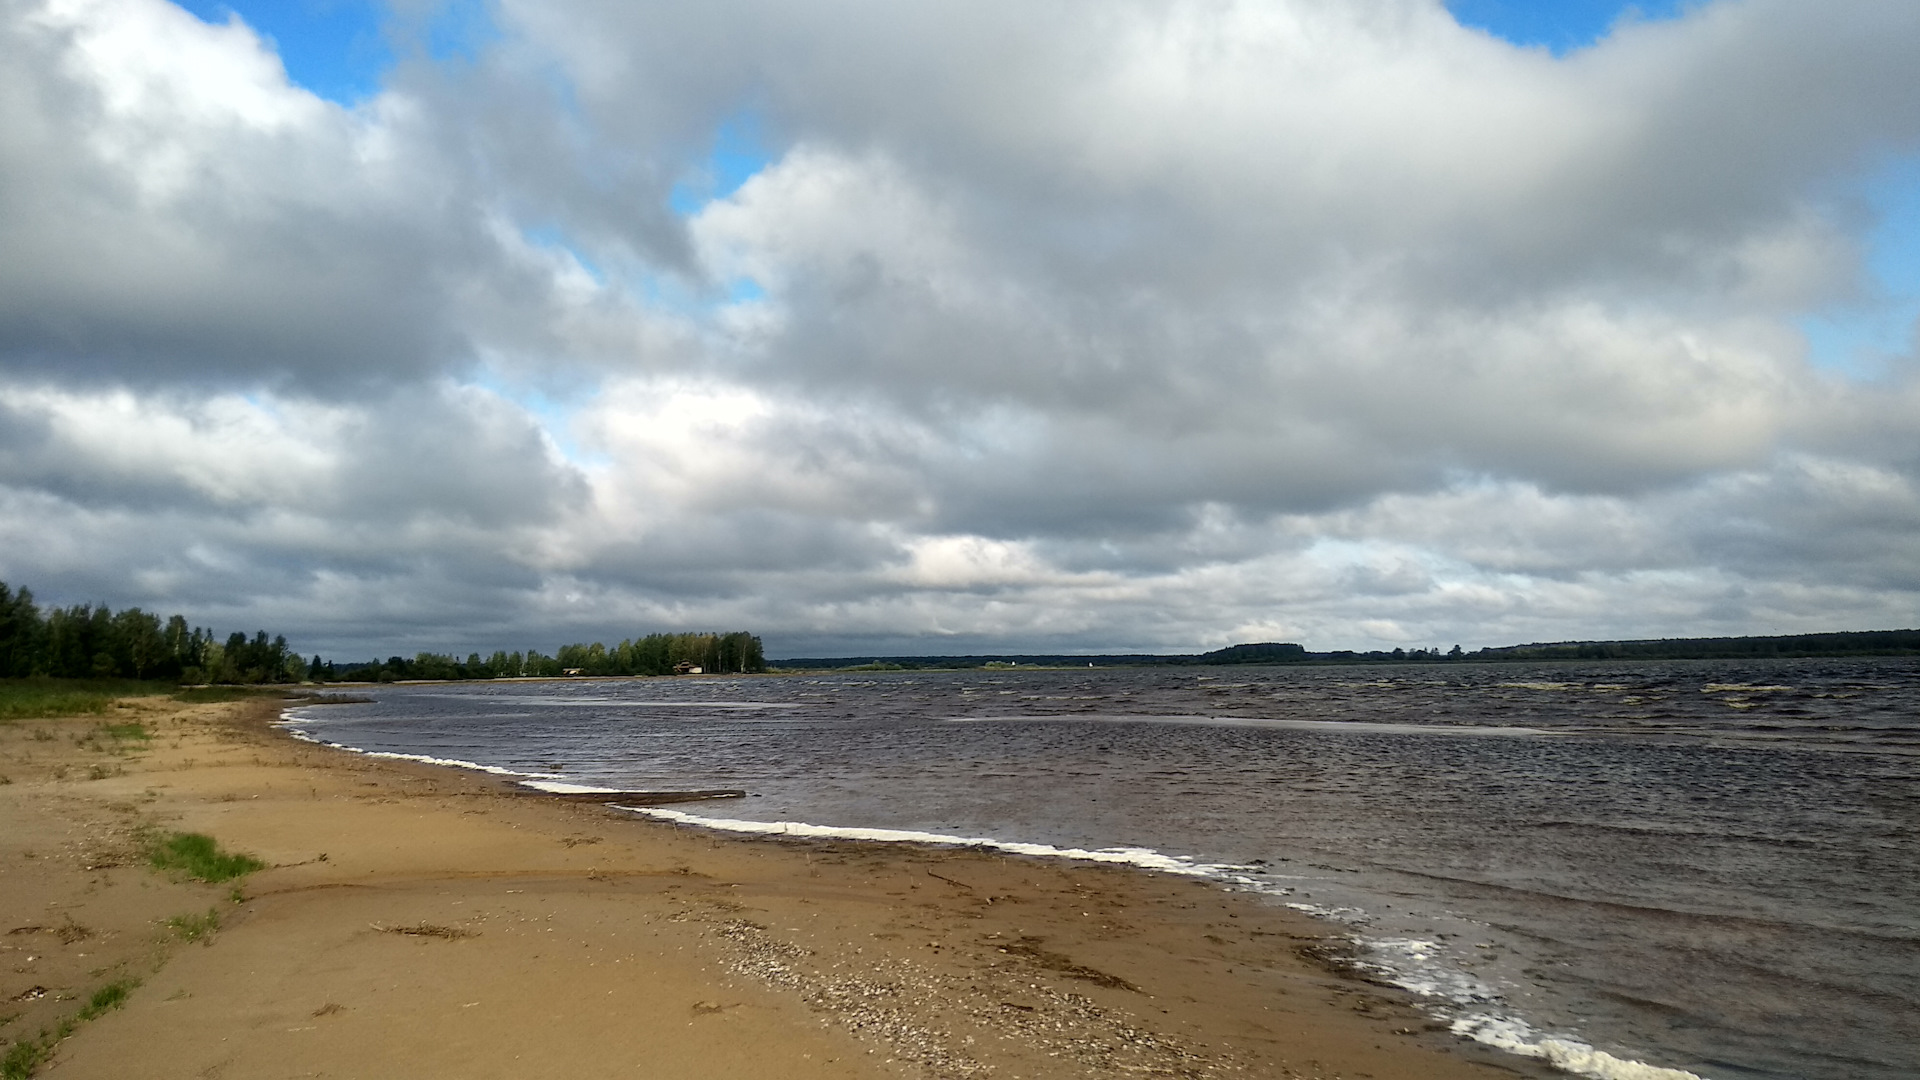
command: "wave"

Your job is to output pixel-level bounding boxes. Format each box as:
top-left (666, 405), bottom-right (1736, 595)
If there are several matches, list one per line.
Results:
top-left (1452, 1015), bottom-right (1708, 1080)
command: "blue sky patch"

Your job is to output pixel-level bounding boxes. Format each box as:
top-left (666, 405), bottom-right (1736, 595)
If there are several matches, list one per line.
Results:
top-left (1799, 155), bottom-right (1920, 378)
top-left (519, 224), bottom-right (608, 287)
top-left (1446, 0), bottom-right (1690, 55)
top-left (178, 0), bottom-right (391, 104)
top-left (670, 113), bottom-right (775, 217)
top-left (418, 0), bottom-right (499, 65)
top-left (468, 370), bottom-right (607, 468)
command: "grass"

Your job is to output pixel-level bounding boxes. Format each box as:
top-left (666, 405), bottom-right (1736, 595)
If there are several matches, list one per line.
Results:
top-left (0, 679), bottom-right (287, 723)
top-left (101, 722), bottom-right (151, 741)
top-left (146, 832), bottom-right (266, 883)
top-left (0, 688), bottom-right (112, 721)
top-left (165, 908), bottom-right (221, 943)
top-left (0, 978), bottom-right (140, 1080)
top-left (0, 1037), bottom-right (41, 1076)
top-left (74, 982), bottom-right (134, 1023)
top-left (0, 1036), bottom-right (44, 1080)
top-left (0, 679), bottom-right (177, 722)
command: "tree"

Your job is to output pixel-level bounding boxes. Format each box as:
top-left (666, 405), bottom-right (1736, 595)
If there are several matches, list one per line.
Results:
top-left (0, 583), bottom-right (41, 678)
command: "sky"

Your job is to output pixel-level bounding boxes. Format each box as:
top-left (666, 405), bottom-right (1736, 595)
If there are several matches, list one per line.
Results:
top-left (3, 0), bottom-right (1920, 660)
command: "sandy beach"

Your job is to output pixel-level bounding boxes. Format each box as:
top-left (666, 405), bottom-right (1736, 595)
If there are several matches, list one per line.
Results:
top-left (1, 694), bottom-right (1525, 1080)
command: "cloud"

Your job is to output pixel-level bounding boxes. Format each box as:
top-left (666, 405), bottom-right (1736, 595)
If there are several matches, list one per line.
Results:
top-left (1, 0), bottom-right (1918, 655)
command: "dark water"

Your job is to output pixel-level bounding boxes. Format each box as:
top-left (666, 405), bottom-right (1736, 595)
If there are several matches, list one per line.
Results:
top-left (281, 659), bottom-right (1920, 1080)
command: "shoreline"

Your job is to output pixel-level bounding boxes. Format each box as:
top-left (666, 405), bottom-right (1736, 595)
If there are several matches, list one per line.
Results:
top-left (3, 694), bottom-right (1530, 1079)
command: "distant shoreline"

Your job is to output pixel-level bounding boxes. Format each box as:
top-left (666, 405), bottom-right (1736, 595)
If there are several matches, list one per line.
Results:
top-left (774, 627), bottom-right (1920, 670)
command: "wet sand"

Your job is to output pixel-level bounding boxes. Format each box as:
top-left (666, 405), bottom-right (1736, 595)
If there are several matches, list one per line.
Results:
top-left (1, 695), bottom-right (1525, 1079)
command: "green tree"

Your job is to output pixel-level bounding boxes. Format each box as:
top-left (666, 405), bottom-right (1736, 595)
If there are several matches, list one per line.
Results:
top-left (117, 608), bottom-right (168, 678)
top-left (0, 583), bottom-right (42, 677)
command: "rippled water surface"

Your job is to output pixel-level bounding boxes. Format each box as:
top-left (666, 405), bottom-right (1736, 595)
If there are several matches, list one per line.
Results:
top-left (283, 658), bottom-right (1920, 1080)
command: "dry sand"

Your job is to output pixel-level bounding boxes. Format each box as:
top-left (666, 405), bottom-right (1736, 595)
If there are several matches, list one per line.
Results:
top-left (1, 694), bottom-right (1529, 1079)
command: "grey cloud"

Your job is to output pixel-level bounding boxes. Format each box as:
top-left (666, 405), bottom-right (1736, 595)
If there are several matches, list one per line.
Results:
top-left (320, 387), bottom-right (591, 528)
top-left (0, 10), bottom-right (442, 384)
top-left (0, 380), bottom-right (584, 526)
top-left (2, 0), bottom-right (1919, 656)
top-left (0, 1), bottom-right (643, 393)
top-left (567, 511), bottom-right (901, 592)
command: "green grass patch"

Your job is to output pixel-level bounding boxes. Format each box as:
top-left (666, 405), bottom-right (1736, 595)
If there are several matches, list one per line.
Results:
top-left (0, 684), bottom-right (113, 722)
top-left (101, 721), bottom-right (151, 741)
top-left (165, 908), bottom-right (220, 943)
top-left (0, 678), bottom-right (174, 723)
top-left (0, 689), bottom-right (111, 721)
top-left (0, 977), bottom-right (140, 1079)
top-left (74, 981), bottom-right (134, 1023)
top-left (147, 832), bottom-right (266, 883)
top-left (1, 1037), bottom-right (47, 1080)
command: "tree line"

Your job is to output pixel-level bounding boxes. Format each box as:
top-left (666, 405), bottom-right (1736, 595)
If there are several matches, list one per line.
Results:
top-left (2, 579), bottom-right (766, 685)
top-left (781, 629), bottom-right (1920, 670)
top-left (0, 580), bottom-right (301, 683)
top-left (324, 632), bottom-right (766, 683)
top-left (1470, 629), bottom-right (1920, 661)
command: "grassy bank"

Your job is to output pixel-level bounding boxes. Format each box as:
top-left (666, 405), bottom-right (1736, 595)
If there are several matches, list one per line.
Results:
top-left (0, 679), bottom-right (283, 723)
top-left (0, 679), bottom-right (171, 722)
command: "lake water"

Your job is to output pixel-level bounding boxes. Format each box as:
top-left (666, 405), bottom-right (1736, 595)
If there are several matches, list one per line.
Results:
top-left (279, 658), bottom-right (1920, 1080)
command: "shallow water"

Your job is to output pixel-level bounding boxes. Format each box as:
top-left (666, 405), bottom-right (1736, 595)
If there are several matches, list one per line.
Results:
top-left (282, 658), bottom-right (1920, 1080)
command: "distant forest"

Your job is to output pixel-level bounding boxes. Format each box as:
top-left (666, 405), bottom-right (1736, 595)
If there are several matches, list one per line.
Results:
top-left (777, 630), bottom-right (1920, 669)
top-left (0, 578), bottom-right (765, 685)
top-left (778, 642), bottom-right (1415, 669)
top-left (1466, 629), bottom-right (1920, 661)
top-left (327, 632), bottom-right (766, 683)
top-left (0, 580), bottom-right (301, 683)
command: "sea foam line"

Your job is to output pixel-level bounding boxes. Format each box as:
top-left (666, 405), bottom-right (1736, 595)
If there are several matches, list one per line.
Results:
top-left (614, 805), bottom-right (1228, 875)
top-left (521, 780), bottom-right (631, 794)
top-left (274, 714), bottom-right (563, 780)
top-left (1452, 1016), bottom-right (1708, 1080)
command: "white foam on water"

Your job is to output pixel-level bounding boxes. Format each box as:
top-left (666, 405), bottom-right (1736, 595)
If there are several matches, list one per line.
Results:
top-left (273, 712), bottom-right (561, 780)
top-left (519, 780), bottom-right (630, 794)
top-left (1358, 937), bottom-right (1501, 1003)
top-left (1276, 898), bottom-right (1370, 923)
top-left (351, 749), bottom-right (561, 779)
top-left (615, 806), bottom-right (1225, 876)
top-left (1453, 1015), bottom-right (1709, 1080)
